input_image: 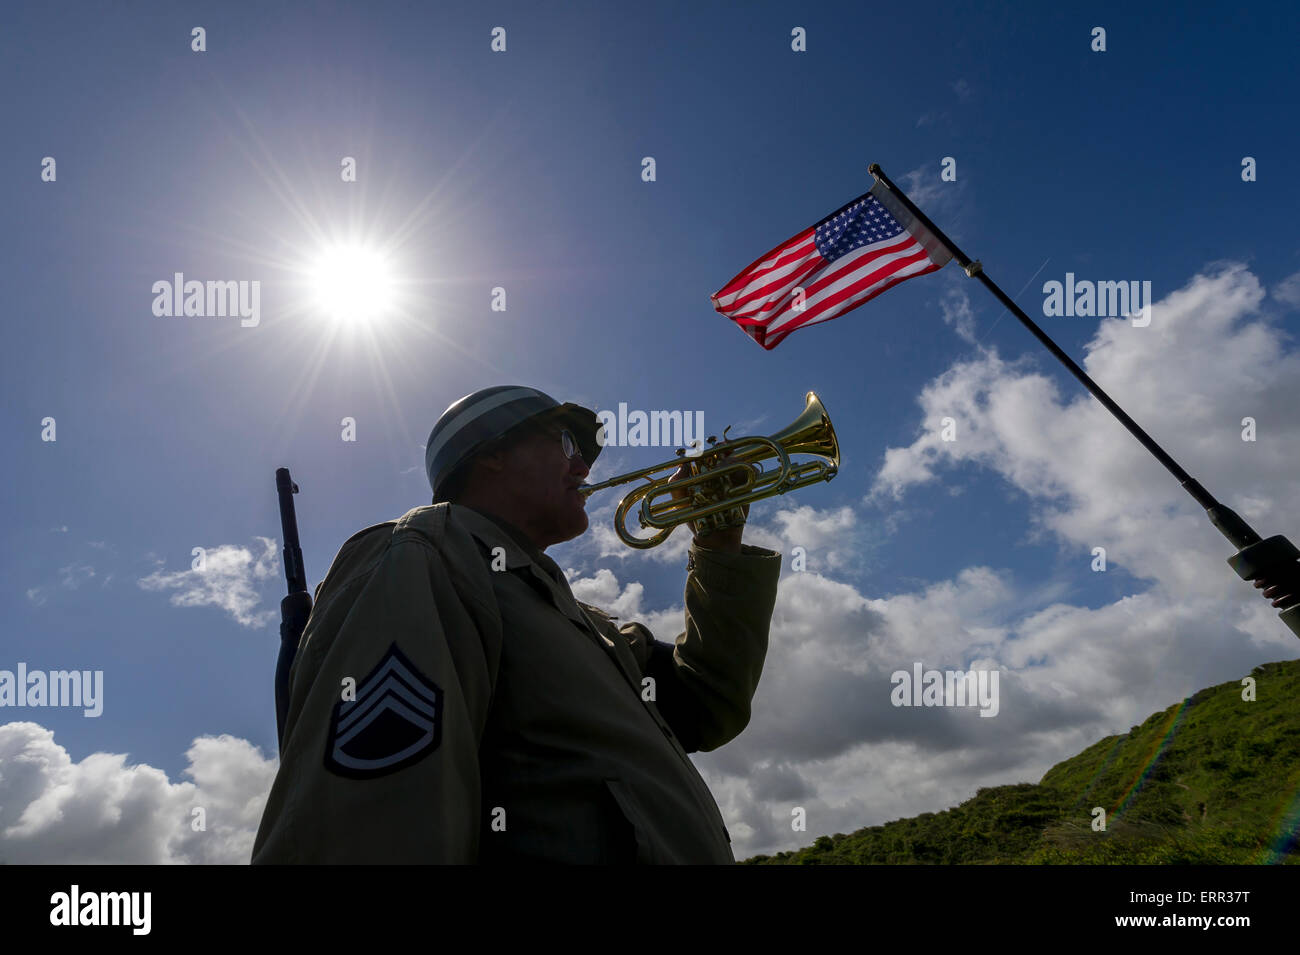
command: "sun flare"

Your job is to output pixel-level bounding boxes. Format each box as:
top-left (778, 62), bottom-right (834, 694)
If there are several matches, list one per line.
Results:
top-left (309, 243), bottom-right (397, 325)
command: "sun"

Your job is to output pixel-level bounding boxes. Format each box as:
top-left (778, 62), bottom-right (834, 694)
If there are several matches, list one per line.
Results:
top-left (308, 242), bottom-right (397, 325)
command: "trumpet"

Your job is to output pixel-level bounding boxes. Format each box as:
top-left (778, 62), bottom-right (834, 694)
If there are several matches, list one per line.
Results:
top-left (579, 391), bottom-right (840, 549)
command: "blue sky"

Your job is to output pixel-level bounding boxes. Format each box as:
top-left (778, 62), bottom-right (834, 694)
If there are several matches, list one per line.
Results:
top-left (3, 0), bottom-right (1299, 861)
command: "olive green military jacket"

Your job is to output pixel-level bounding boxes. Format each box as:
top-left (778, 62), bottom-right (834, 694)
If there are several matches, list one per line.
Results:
top-left (250, 503), bottom-right (781, 864)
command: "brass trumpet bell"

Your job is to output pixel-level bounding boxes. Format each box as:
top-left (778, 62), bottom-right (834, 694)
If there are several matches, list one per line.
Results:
top-left (579, 392), bottom-right (839, 549)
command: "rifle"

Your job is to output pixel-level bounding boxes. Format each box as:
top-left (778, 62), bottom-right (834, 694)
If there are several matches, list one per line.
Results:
top-left (275, 467), bottom-right (313, 752)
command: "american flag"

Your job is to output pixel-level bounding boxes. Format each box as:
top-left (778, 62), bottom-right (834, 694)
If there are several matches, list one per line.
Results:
top-left (711, 180), bottom-right (953, 349)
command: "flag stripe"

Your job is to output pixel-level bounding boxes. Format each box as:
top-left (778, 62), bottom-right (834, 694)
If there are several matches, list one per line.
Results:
top-left (768, 243), bottom-right (936, 332)
top-left (711, 235), bottom-right (819, 311)
top-left (711, 228), bottom-right (817, 302)
top-left (763, 258), bottom-right (944, 347)
top-left (736, 234), bottom-right (923, 325)
top-left (716, 254), bottom-right (826, 322)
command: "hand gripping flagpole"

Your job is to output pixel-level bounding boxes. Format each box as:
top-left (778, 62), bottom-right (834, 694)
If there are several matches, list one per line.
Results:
top-left (868, 163), bottom-right (1300, 639)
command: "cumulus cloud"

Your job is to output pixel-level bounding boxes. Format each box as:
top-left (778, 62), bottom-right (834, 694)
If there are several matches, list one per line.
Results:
top-left (868, 264), bottom-right (1300, 596)
top-left (568, 566), bottom-right (686, 640)
top-left (568, 567), bottom-right (646, 619)
top-left (137, 537), bottom-right (280, 628)
top-left (745, 504), bottom-right (872, 576)
top-left (689, 263), bottom-right (1300, 858)
top-left (1272, 269), bottom-right (1300, 308)
top-left (0, 723), bottom-right (276, 864)
top-left (698, 569), bottom-right (1272, 858)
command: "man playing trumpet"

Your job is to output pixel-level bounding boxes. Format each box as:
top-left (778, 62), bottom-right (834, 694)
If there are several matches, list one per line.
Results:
top-left (252, 384), bottom-right (783, 864)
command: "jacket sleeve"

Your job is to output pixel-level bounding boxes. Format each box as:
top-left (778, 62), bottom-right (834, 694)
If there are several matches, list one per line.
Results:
top-left (616, 542), bottom-right (781, 753)
top-left (251, 532), bottom-right (500, 863)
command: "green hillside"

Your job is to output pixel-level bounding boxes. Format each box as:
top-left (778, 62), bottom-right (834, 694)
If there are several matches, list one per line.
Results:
top-left (745, 659), bottom-right (1300, 864)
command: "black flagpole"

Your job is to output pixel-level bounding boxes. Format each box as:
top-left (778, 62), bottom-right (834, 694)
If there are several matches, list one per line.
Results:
top-left (868, 163), bottom-right (1300, 638)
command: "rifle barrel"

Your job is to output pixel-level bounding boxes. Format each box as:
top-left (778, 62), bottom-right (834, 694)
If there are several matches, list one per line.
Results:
top-left (276, 467), bottom-right (307, 594)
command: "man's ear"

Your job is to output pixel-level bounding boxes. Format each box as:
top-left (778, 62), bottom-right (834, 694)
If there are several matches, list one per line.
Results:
top-left (474, 426), bottom-right (538, 483)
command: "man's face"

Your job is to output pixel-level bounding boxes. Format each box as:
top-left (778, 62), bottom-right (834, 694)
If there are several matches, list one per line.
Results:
top-left (496, 423), bottom-right (591, 548)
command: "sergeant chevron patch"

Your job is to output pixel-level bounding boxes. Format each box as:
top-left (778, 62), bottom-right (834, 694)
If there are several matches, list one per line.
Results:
top-left (323, 642), bottom-right (443, 779)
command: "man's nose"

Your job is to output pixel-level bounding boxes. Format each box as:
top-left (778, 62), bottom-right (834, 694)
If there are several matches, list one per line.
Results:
top-left (570, 454), bottom-right (590, 480)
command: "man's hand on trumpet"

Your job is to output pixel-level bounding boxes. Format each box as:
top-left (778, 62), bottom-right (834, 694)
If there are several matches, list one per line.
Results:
top-left (665, 448), bottom-right (751, 554)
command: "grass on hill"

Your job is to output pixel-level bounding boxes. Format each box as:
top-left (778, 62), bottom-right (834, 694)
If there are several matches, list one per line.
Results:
top-left (745, 659), bottom-right (1300, 864)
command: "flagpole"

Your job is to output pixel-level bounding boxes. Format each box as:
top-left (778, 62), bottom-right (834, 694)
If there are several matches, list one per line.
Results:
top-left (868, 163), bottom-right (1300, 637)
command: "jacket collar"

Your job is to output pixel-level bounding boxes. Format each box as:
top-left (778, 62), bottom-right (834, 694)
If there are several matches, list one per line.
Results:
top-left (456, 506), bottom-right (547, 567)
top-left (450, 505), bottom-right (588, 621)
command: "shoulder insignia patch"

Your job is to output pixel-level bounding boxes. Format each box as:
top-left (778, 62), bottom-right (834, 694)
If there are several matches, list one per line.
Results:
top-left (323, 642), bottom-right (443, 779)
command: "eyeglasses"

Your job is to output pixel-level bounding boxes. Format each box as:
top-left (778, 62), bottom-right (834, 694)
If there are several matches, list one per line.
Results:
top-left (531, 426), bottom-right (584, 463)
top-left (487, 426), bottom-right (583, 461)
top-left (557, 428), bottom-right (581, 460)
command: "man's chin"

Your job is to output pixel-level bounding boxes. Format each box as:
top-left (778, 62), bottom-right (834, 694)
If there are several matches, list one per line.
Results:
top-left (552, 508), bottom-right (588, 544)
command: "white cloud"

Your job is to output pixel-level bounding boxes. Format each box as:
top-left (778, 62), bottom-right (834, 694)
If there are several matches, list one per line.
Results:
top-left (25, 560), bottom-right (100, 607)
top-left (745, 504), bottom-right (868, 575)
top-left (1272, 269), bottom-right (1300, 307)
top-left (568, 566), bottom-right (685, 640)
top-left (696, 564), bottom-right (1274, 858)
top-left (939, 285), bottom-right (978, 345)
top-left (894, 162), bottom-right (967, 246)
top-left (569, 567), bottom-right (646, 620)
top-left (137, 537), bottom-right (280, 628)
top-left (58, 563), bottom-right (95, 589)
top-left (868, 263), bottom-right (1300, 597)
top-left (0, 723), bottom-right (276, 864)
top-left (899, 164), bottom-right (950, 216)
